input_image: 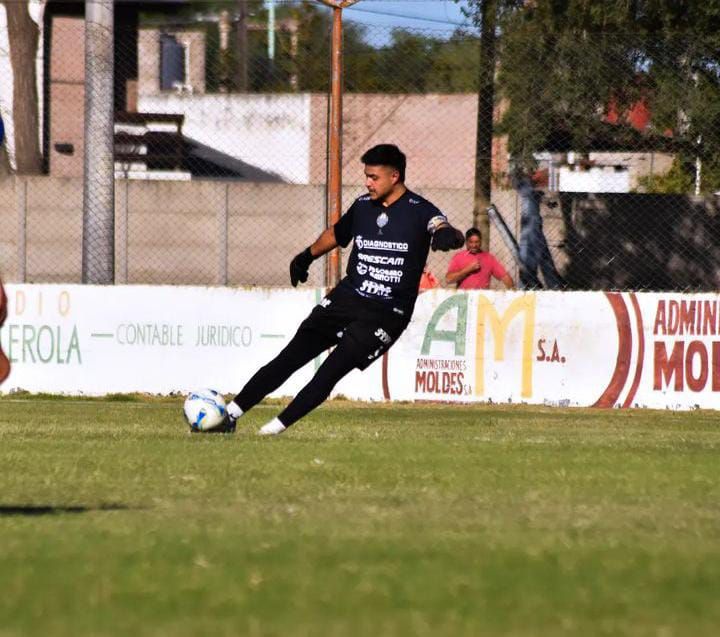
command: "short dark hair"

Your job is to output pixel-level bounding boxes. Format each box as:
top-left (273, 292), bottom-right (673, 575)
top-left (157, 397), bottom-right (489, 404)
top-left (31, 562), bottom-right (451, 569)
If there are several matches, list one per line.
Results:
top-left (361, 144), bottom-right (406, 182)
top-left (465, 227), bottom-right (482, 240)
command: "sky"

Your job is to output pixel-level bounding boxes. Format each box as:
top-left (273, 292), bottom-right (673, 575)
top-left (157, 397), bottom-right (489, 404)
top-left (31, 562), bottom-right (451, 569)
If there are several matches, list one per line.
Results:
top-left (336, 1), bottom-right (476, 44)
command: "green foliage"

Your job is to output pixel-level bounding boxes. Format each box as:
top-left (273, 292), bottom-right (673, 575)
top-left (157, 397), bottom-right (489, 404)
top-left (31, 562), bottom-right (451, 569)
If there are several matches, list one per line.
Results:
top-left (636, 156), bottom-right (695, 193)
top-left (1, 397), bottom-right (719, 635)
top-left (461, 0), bottom-right (720, 174)
top-left (425, 33), bottom-right (480, 93)
top-left (493, 1), bottom-right (648, 170)
top-left (288, 5), bottom-right (479, 94)
top-left (164, 1), bottom-right (481, 95)
top-left (637, 155), bottom-right (720, 194)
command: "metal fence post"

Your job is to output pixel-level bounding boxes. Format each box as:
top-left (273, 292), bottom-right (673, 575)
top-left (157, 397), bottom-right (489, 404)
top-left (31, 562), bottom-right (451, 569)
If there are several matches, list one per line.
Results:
top-left (218, 183), bottom-right (229, 286)
top-left (16, 176), bottom-right (26, 283)
top-left (117, 179), bottom-right (128, 284)
top-left (317, 0), bottom-right (360, 288)
top-left (82, 0), bottom-right (115, 284)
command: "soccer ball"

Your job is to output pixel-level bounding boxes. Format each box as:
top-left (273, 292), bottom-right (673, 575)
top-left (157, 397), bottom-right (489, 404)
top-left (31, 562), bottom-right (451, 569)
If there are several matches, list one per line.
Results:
top-left (183, 389), bottom-right (227, 432)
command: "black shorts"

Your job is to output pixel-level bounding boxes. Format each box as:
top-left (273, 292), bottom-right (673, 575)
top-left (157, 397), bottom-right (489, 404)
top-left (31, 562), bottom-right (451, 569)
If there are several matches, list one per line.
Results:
top-left (297, 285), bottom-right (410, 370)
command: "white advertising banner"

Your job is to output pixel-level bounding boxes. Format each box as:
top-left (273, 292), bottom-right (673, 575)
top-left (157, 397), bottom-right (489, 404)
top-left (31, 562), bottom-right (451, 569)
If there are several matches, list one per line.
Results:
top-left (1, 285), bottom-right (719, 411)
top-left (0, 285), bottom-right (322, 396)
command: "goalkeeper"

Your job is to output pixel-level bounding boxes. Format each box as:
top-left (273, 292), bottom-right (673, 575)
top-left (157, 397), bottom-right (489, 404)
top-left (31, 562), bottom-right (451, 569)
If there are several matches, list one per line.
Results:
top-left (222, 144), bottom-right (463, 435)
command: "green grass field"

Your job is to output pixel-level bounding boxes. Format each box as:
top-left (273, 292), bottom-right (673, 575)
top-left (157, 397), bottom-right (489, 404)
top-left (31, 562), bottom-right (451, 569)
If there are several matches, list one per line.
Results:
top-left (0, 396), bottom-right (718, 637)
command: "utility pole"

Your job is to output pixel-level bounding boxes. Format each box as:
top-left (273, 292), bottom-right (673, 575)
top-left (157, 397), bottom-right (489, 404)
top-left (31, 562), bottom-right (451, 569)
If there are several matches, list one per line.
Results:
top-left (315, 0), bottom-right (360, 287)
top-left (472, 0), bottom-right (497, 251)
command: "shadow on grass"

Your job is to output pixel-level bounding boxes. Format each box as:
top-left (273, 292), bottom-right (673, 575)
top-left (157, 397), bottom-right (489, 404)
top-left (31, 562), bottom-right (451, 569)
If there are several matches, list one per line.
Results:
top-left (0, 503), bottom-right (132, 517)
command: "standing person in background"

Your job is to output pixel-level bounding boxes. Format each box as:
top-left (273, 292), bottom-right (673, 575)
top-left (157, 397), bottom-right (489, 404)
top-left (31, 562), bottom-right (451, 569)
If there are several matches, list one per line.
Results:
top-left (445, 227), bottom-right (514, 290)
top-left (419, 266), bottom-right (440, 291)
top-left (514, 173), bottom-right (564, 289)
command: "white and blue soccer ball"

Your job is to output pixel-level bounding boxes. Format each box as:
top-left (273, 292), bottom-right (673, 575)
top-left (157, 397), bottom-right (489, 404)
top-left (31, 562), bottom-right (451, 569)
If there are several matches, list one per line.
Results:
top-left (183, 388), bottom-right (227, 432)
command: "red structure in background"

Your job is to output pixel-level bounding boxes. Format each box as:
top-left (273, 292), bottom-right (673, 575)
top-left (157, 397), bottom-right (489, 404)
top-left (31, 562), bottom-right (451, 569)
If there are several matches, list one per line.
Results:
top-left (605, 98), bottom-right (652, 131)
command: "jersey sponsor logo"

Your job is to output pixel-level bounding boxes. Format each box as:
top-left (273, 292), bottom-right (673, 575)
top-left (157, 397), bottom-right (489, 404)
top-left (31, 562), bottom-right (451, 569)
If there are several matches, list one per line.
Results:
top-left (355, 235), bottom-right (409, 253)
top-left (409, 198), bottom-right (421, 204)
top-left (319, 297), bottom-right (332, 308)
top-left (358, 253), bottom-right (405, 266)
top-left (376, 212), bottom-right (389, 235)
top-left (374, 328), bottom-right (392, 345)
top-left (356, 262), bottom-right (368, 276)
top-left (358, 195), bottom-right (372, 202)
top-left (368, 265), bottom-right (403, 283)
top-left (359, 280), bottom-right (392, 297)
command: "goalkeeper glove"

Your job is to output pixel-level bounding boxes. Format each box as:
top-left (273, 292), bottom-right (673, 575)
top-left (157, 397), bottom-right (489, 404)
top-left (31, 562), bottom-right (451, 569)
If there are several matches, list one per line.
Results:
top-left (290, 247), bottom-right (315, 287)
top-left (431, 226), bottom-right (464, 252)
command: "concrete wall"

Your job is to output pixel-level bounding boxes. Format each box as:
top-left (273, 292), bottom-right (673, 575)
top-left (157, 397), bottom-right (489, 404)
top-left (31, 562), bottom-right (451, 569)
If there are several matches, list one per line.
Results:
top-left (0, 176), bottom-right (483, 286)
top-left (137, 28), bottom-right (161, 97)
top-left (4, 175), bottom-right (717, 291)
top-left (49, 17), bottom-right (85, 179)
top-left (138, 93), bottom-right (313, 184)
top-left (135, 92), bottom-right (504, 189)
top-left (0, 177), bottom-right (329, 286)
top-left (309, 93), bottom-right (490, 189)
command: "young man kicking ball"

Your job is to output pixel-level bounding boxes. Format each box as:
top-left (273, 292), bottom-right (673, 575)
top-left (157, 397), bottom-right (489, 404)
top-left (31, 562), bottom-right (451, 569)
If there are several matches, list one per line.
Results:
top-left (221, 144), bottom-right (463, 435)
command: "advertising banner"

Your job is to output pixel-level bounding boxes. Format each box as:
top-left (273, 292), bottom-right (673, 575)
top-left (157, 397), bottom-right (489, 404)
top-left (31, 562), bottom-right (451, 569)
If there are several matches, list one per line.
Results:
top-left (0, 285), bottom-right (321, 396)
top-left (1, 285), bottom-right (719, 411)
top-left (381, 289), bottom-right (720, 410)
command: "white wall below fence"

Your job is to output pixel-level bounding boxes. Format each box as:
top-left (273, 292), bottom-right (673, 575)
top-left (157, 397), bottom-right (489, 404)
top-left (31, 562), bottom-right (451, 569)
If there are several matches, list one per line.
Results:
top-left (1, 284), bottom-right (718, 411)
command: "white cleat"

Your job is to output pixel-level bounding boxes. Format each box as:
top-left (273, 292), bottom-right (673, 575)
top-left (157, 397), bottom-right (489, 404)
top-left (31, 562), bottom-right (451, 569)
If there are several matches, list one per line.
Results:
top-left (258, 418), bottom-right (287, 436)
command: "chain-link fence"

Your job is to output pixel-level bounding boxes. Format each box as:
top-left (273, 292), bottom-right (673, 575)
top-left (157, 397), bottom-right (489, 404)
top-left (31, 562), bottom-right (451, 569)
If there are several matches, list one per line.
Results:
top-left (1, 1), bottom-right (720, 291)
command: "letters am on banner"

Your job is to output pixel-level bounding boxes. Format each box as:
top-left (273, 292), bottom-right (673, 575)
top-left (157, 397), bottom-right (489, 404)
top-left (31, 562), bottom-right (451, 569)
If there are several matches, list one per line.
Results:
top-left (390, 290), bottom-right (720, 411)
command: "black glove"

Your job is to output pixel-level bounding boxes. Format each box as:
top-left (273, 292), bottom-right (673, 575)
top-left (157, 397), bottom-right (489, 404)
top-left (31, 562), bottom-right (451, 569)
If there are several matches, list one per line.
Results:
top-left (289, 247), bottom-right (315, 287)
top-left (431, 226), bottom-right (464, 252)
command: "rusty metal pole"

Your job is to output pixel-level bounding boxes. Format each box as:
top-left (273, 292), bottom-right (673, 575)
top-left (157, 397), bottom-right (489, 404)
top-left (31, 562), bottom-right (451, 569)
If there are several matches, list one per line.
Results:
top-left (326, 6), bottom-right (343, 286)
top-left (317, 0), bottom-right (360, 287)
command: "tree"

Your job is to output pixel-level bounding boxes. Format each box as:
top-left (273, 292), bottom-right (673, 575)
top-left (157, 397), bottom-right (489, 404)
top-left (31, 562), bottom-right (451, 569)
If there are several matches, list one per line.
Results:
top-left (493, 1), bottom-right (720, 193)
top-left (461, 1), bottom-right (515, 242)
top-left (495, 1), bottom-right (646, 172)
top-left (425, 32), bottom-right (480, 93)
top-left (1, 1), bottom-right (42, 174)
top-left (637, 2), bottom-right (720, 193)
top-left (288, 1), bottom-right (374, 93)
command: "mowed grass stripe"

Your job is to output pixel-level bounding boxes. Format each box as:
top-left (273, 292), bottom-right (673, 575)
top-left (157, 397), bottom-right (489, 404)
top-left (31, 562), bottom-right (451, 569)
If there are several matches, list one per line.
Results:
top-left (0, 398), bottom-right (718, 636)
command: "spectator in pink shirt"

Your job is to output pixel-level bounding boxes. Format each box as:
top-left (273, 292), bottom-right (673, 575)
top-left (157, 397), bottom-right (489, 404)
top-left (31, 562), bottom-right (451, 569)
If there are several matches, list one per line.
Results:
top-left (445, 228), bottom-right (514, 290)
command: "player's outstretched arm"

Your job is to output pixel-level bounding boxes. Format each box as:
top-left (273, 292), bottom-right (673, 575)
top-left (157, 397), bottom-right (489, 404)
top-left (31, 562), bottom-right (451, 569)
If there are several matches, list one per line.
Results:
top-left (289, 227), bottom-right (339, 287)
